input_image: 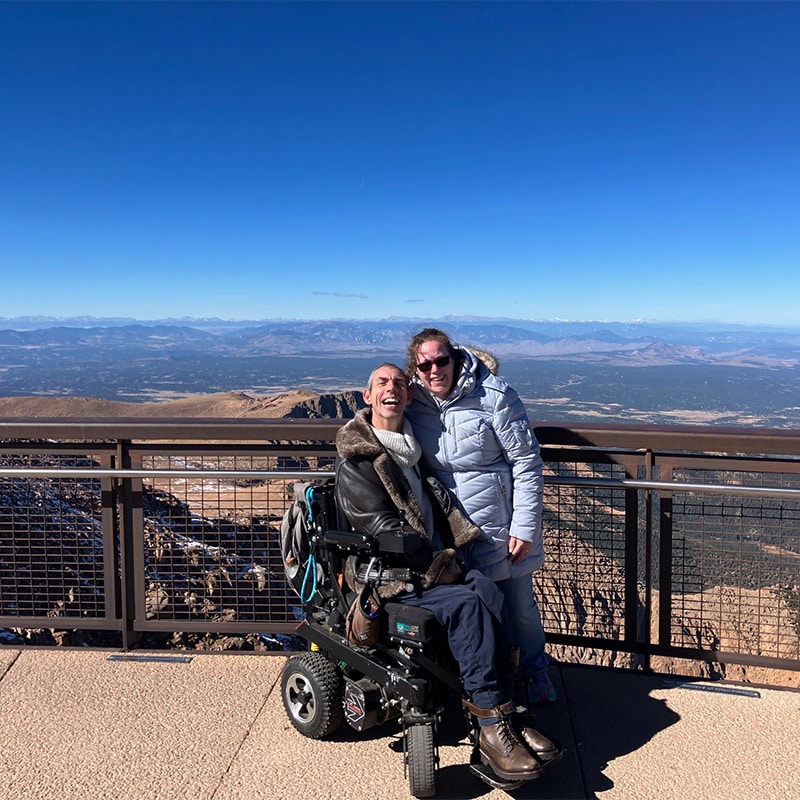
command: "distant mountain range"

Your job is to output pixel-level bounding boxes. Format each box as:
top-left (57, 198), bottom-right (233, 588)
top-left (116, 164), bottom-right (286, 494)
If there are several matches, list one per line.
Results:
top-left (2, 317), bottom-right (800, 367)
top-left (3, 317), bottom-right (800, 424)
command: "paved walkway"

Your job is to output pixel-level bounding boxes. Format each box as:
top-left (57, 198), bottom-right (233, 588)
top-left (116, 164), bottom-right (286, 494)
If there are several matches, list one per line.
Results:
top-left (0, 647), bottom-right (797, 800)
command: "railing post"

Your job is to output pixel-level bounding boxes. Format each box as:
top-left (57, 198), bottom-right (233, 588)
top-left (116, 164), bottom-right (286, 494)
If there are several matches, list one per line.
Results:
top-left (624, 478), bottom-right (643, 665)
top-left (100, 454), bottom-right (121, 631)
top-left (642, 450), bottom-right (654, 673)
top-left (657, 461), bottom-right (674, 653)
top-left (116, 439), bottom-right (141, 650)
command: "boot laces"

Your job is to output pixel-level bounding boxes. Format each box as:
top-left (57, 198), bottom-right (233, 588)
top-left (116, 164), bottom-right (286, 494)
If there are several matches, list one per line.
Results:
top-left (496, 716), bottom-right (523, 753)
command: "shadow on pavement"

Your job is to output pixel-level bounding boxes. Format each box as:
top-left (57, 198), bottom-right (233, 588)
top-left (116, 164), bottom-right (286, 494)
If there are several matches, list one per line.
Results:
top-left (432, 664), bottom-right (682, 800)
top-left (550, 665), bottom-right (681, 799)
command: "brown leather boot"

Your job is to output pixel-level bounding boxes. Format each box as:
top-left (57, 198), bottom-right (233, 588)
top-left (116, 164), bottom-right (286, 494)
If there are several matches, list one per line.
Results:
top-left (518, 722), bottom-right (563, 765)
top-left (478, 716), bottom-right (544, 781)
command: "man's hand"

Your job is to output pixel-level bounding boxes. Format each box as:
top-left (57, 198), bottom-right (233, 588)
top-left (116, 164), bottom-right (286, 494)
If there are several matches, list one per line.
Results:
top-left (508, 536), bottom-right (532, 564)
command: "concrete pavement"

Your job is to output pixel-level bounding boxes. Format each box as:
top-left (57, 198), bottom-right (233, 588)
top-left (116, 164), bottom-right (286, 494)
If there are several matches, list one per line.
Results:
top-left (0, 647), bottom-right (797, 800)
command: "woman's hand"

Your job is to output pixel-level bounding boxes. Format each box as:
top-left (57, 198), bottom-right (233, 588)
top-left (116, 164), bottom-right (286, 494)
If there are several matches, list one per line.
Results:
top-left (509, 536), bottom-right (531, 564)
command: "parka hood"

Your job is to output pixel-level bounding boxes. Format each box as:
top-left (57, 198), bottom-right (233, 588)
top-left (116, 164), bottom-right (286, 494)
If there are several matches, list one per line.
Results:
top-left (466, 346), bottom-right (499, 376)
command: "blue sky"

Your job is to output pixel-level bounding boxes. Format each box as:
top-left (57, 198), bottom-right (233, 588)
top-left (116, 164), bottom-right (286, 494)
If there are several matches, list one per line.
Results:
top-left (2, 2), bottom-right (799, 326)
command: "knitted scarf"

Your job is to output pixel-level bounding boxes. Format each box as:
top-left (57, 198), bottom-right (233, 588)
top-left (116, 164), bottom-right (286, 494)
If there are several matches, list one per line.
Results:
top-left (372, 421), bottom-right (436, 542)
top-left (371, 420), bottom-right (422, 471)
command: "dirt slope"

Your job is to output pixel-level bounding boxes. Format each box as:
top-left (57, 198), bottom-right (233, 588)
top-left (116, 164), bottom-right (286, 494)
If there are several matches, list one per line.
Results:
top-left (0, 390), bottom-right (338, 419)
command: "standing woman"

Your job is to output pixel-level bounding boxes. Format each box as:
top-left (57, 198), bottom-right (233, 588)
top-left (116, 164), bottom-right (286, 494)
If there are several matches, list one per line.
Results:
top-left (405, 328), bottom-right (556, 705)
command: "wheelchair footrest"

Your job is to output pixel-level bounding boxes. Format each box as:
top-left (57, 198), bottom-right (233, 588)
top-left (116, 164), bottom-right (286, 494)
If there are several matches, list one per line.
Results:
top-left (468, 762), bottom-right (527, 791)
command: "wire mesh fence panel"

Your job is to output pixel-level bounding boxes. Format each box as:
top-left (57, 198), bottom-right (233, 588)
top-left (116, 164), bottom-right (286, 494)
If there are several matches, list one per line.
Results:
top-left (1, 423), bottom-right (797, 678)
top-left (138, 454), bottom-right (325, 629)
top-left (669, 466), bottom-right (800, 663)
top-left (0, 453), bottom-right (109, 621)
top-left (538, 459), bottom-right (633, 646)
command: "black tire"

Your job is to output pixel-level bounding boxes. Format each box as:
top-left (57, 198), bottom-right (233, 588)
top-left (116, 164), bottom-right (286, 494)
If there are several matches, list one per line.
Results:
top-left (281, 651), bottom-right (344, 739)
top-left (407, 723), bottom-right (436, 799)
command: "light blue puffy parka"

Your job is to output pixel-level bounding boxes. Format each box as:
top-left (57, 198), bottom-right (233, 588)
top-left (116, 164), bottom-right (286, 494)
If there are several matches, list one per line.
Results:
top-left (406, 346), bottom-right (545, 581)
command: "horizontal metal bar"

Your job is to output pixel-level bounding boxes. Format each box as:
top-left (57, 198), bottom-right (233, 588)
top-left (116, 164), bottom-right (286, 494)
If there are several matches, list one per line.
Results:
top-left (2, 416), bottom-right (800, 454)
top-left (648, 645), bottom-right (800, 673)
top-left (0, 468), bottom-right (336, 480)
top-left (0, 616), bottom-right (123, 630)
top-left (0, 417), bottom-right (345, 439)
top-left (4, 467), bottom-right (799, 500)
top-left (548, 475), bottom-right (800, 500)
top-left (135, 620), bottom-right (300, 635)
top-left (107, 654), bottom-right (193, 664)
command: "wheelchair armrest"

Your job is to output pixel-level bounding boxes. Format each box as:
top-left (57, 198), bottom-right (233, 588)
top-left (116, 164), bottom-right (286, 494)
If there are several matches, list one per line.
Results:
top-left (321, 529), bottom-right (376, 552)
top-left (377, 531), bottom-right (427, 558)
top-left (320, 530), bottom-right (431, 576)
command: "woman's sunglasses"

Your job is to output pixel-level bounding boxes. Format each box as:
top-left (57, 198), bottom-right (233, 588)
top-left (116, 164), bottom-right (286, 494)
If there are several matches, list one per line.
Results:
top-left (416, 356), bottom-right (451, 373)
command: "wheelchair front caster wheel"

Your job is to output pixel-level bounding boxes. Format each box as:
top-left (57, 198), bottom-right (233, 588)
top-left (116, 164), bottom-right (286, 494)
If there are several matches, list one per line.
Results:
top-left (406, 722), bottom-right (437, 798)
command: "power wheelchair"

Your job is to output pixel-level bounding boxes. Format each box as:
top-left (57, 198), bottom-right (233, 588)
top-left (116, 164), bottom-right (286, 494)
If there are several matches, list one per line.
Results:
top-left (279, 480), bottom-right (562, 798)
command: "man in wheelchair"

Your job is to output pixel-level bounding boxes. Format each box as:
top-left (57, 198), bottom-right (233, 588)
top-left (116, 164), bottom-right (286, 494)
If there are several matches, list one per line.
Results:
top-left (333, 362), bottom-right (559, 784)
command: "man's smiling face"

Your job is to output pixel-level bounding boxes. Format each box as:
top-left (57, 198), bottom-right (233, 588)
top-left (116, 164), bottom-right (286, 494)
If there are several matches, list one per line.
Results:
top-left (363, 364), bottom-right (411, 432)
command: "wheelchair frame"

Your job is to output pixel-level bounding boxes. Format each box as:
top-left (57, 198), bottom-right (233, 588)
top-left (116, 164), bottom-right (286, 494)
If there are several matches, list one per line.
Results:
top-left (279, 480), bottom-right (553, 798)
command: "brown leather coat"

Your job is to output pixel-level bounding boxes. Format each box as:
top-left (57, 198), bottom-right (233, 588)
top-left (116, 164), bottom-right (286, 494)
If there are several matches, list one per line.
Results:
top-left (335, 408), bottom-right (479, 597)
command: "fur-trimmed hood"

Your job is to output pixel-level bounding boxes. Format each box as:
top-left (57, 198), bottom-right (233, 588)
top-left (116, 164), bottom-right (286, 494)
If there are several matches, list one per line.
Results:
top-left (466, 346), bottom-right (499, 376)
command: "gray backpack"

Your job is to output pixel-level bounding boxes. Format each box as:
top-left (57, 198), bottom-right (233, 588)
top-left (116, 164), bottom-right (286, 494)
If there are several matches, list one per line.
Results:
top-left (279, 479), bottom-right (334, 601)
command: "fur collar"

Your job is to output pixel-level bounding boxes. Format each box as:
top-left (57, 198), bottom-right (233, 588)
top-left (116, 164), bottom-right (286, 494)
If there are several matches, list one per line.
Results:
top-left (336, 408), bottom-right (389, 460)
top-left (336, 408), bottom-right (428, 535)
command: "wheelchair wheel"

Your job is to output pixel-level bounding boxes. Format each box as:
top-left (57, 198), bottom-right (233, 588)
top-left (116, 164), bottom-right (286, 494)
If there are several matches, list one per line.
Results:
top-left (406, 722), bottom-right (436, 799)
top-left (281, 651), bottom-right (344, 739)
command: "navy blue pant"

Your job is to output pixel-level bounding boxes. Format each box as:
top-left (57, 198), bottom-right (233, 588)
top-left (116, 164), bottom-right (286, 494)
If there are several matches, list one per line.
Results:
top-left (398, 569), bottom-right (513, 711)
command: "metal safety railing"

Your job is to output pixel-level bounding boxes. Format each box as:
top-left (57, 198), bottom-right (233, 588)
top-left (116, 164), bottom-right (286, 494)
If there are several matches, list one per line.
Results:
top-left (1, 418), bottom-right (798, 682)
